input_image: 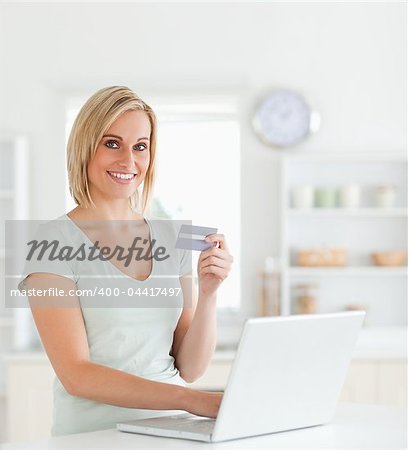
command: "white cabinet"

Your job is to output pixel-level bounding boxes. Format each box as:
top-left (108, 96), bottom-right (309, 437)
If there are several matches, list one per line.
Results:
top-left (189, 356), bottom-right (407, 408)
top-left (5, 355), bottom-right (55, 443)
top-left (340, 360), bottom-right (407, 406)
top-left (377, 361), bottom-right (407, 405)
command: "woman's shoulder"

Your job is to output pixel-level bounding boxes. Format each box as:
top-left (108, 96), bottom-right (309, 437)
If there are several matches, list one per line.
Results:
top-left (27, 214), bottom-right (68, 240)
top-left (28, 214), bottom-right (88, 253)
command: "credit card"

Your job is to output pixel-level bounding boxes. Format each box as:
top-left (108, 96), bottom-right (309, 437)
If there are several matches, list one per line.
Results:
top-left (175, 224), bottom-right (218, 251)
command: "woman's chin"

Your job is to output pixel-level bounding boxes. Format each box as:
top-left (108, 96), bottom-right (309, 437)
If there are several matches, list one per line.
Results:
top-left (104, 187), bottom-right (138, 200)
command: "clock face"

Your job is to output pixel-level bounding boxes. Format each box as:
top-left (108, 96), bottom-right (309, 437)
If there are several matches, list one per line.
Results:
top-left (253, 90), bottom-right (314, 148)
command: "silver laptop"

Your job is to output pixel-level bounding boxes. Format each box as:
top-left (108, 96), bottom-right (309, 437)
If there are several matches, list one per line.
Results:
top-left (117, 311), bottom-right (365, 443)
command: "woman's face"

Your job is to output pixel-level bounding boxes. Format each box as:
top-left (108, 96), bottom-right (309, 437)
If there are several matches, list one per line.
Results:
top-left (87, 110), bottom-right (151, 202)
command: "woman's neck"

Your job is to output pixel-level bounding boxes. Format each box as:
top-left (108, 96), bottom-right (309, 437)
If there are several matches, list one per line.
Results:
top-left (68, 199), bottom-right (143, 222)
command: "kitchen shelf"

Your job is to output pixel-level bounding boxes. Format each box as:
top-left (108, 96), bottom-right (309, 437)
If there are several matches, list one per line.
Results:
top-left (288, 208), bottom-right (407, 218)
top-left (288, 266), bottom-right (408, 277)
top-left (279, 155), bottom-right (408, 325)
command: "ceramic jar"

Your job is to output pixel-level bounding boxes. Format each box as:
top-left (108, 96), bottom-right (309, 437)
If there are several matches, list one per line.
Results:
top-left (375, 185), bottom-right (397, 208)
top-left (339, 184), bottom-right (361, 208)
top-left (292, 185), bottom-right (314, 209)
top-left (315, 187), bottom-right (337, 208)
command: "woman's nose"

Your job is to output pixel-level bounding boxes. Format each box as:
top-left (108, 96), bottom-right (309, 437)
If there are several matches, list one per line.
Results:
top-left (117, 147), bottom-right (136, 168)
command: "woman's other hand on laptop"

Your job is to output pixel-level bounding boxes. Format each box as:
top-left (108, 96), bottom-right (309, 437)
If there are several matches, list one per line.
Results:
top-left (185, 390), bottom-right (223, 418)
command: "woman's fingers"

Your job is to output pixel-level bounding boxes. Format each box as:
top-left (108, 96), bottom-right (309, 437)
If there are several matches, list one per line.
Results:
top-left (198, 247), bottom-right (234, 264)
top-left (199, 265), bottom-right (229, 281)
top-left (200, 254), bottom-right (231, 270)
top-left (198, 233), bottom-right (233, 284)
top-left (204, 233), bottom-right (230, 253)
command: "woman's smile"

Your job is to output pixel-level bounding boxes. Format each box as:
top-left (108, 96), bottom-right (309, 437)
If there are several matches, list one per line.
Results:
top-left (107, 170), bottom-right (137, 184)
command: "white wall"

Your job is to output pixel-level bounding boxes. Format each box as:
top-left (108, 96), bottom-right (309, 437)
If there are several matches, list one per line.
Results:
top-left (0, 2), bottom-right (405, 316)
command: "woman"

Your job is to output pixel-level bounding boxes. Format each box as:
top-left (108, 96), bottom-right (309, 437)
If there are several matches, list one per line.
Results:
top-left (19, 86), bottom-right (233, 435)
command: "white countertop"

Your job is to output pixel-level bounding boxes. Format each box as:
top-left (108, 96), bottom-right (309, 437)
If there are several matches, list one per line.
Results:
top-left (351, 326), bottom-right (406, 359)
top-left (2, 326), bottom-right (406, 363)
top-left (216, 326), bottom-right (407, 360)
top-left (0, 403), bottom-right (405, 449)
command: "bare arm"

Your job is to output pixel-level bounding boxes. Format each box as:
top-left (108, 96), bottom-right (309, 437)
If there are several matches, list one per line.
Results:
top-left (25, 273), bottom-right (222, 417)
top-left (172, 235), bottom-right (233, 383)
top-left (171, 274), bottom-right (217, 383)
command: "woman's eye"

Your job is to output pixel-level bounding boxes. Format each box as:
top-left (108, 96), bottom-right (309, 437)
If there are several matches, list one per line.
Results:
top-left (105, 140), bottom-right (120, 149)
top-left (133, 143), bottom-right (148, 151)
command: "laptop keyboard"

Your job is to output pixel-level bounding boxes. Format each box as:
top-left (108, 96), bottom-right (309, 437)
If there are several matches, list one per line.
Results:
top-left (150, 416), bottom-right (216, 434)
top-left (171, 417), bottom-right (215, 433)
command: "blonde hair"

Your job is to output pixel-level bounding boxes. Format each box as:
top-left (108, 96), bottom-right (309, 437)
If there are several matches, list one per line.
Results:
top-left (67, 86), bottom-right (157, 214)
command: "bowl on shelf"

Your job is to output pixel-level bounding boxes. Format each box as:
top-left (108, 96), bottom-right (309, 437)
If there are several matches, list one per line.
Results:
top-left (371, 251), bottom-right (408, 267)
top-left (296, 248), bottom-right (347, 267)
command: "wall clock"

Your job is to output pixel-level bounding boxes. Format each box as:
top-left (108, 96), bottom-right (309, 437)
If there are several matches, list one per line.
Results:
top-left (253, 89), bottom-right (320, 148)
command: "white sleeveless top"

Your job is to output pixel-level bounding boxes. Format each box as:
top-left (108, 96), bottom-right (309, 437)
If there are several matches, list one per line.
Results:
top-left (18, 214), bottom-right (192, 435)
